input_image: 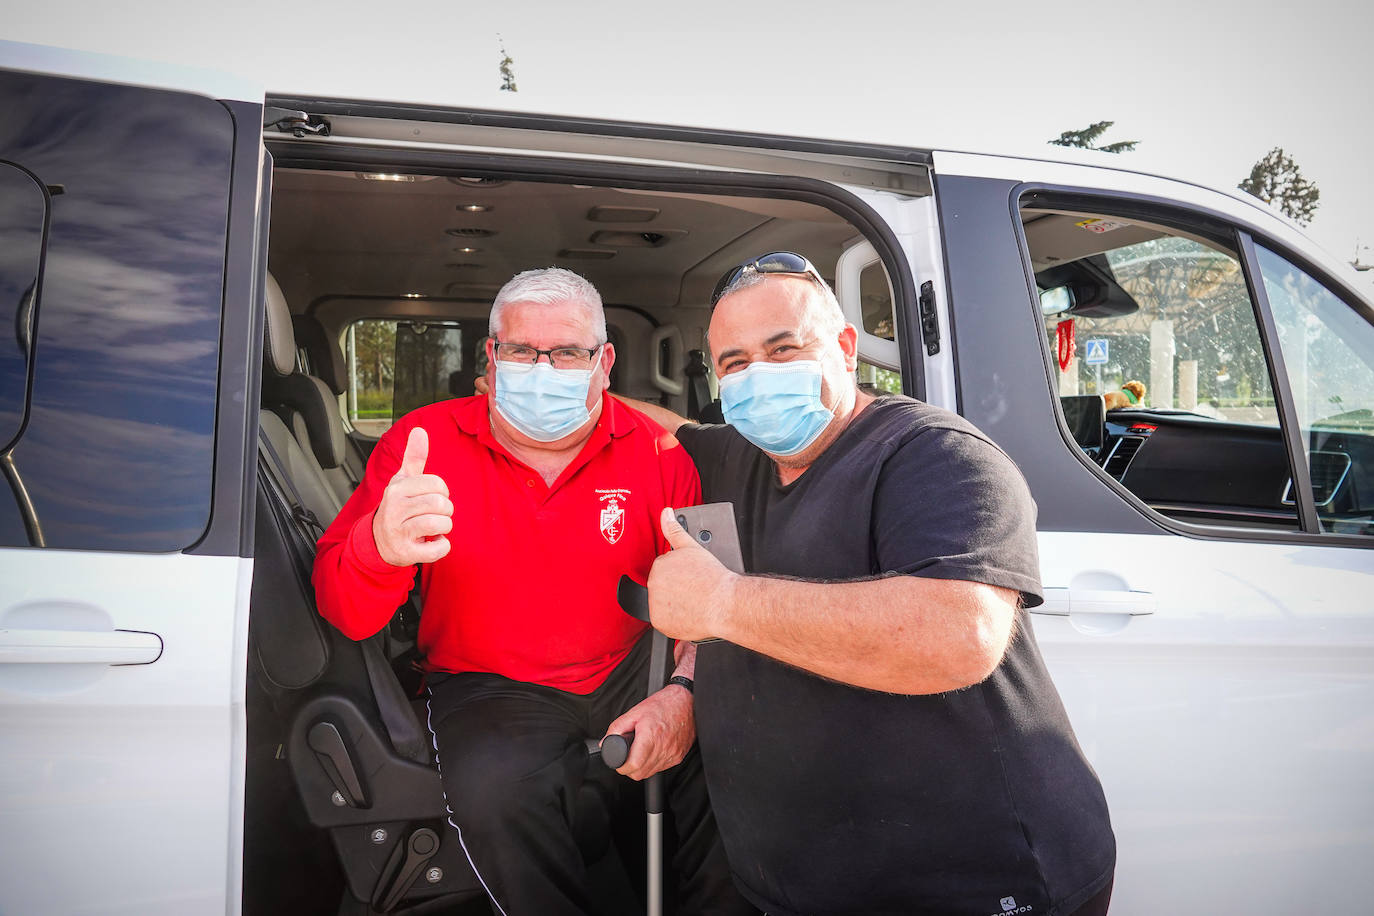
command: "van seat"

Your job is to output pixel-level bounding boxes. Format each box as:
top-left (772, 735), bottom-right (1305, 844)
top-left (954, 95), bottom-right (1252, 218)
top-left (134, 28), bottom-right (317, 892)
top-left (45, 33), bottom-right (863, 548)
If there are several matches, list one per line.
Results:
top-left (260, 273), bottom-right (353, 509)
top-left (292, 313), bottom-right (368, 495)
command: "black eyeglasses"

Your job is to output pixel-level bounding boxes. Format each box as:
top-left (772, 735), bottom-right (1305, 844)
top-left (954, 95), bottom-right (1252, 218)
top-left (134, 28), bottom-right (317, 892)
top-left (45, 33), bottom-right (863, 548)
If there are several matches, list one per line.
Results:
top-left (709, 251), bottom-right (827, 307)
top-left (493, 340), bottom-right (603, 369)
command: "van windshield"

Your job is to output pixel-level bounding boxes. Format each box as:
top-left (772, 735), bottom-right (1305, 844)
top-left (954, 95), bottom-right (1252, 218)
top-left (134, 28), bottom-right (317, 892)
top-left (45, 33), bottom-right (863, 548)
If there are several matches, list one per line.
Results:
top-left (1033, 218), bottom-right (1277, 426)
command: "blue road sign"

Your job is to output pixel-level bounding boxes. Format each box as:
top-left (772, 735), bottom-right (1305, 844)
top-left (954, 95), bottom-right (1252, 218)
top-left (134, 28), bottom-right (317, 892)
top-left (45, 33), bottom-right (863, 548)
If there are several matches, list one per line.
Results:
top-left (1084, 338), bottom-right (1109, 365)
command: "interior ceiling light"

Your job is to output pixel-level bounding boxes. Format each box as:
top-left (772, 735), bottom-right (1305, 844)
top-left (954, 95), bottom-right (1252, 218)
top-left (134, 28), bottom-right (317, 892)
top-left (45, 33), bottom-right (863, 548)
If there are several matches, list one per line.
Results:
top-left (402, 292), bottom-right (425, 298)
top-left (445, 280), bottom-right (498, 295)
top-left (356, 172), bottom-right (439, 182)
top-left (455, 246), bottom-right (482, 254)
top-left (448, 176), bottom-right (507, 188)
top-left (587, 205), bottom-right (659, 223)
top-left (588, 229), bottom-right (686, 248)
top-left (558, 248), bottom-right (616, 260)
top-left (459, 203), bottom-right (493, 213)
top-left (446, 227), bottom-right (497, 238)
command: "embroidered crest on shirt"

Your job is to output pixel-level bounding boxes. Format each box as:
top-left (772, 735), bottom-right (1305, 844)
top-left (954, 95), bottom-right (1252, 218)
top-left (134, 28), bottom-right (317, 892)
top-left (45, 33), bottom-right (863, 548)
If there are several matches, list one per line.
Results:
top-left (596, 489), bottom-right (630, 544)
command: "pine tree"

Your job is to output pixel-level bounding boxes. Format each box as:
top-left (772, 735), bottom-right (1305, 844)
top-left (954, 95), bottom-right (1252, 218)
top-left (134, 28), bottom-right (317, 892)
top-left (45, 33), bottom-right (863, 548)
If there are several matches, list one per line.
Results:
top-left (499, 38), bottom-right (518, 92)
top-left (1239, 147), bottom-right (1319, 227)
top-left (1049, 121), bottom-right (1139, 154)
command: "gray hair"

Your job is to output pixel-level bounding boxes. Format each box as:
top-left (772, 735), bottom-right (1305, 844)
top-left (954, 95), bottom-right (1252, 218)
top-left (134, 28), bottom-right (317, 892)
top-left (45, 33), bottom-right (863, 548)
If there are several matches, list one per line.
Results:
top-left (714, 267), bottom-right (846, 338)
top-left (490, 267), bottom-right (607, 342)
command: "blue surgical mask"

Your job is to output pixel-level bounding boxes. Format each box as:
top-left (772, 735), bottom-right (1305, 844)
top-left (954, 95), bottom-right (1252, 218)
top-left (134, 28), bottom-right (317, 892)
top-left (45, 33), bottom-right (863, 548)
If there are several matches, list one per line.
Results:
top-left (492, 361), bottom-right (596, 442)
top-left (718, 360), bottom-right (833, 457)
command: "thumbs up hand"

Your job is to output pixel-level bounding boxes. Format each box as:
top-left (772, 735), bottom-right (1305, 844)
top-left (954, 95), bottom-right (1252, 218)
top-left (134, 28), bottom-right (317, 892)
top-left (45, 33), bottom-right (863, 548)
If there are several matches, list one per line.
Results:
top-left (372, 427), bottom-right (454, 567)
top-left (646, 508), bottom-right (738, 643)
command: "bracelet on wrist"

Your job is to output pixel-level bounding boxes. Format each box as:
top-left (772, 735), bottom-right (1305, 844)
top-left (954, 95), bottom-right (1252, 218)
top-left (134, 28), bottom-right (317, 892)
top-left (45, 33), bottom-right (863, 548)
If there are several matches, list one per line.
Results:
top-left (667, 674), bottom-right (694, 694)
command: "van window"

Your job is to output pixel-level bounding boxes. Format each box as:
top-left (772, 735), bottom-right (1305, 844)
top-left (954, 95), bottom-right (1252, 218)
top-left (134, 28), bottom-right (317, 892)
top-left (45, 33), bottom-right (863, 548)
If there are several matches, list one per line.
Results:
top-left (858, 360), bottom-right (902, 395)
top-left (0, 73), bottom-right (233, 550)
top-left (345, 318), bottom-right (484, 435)
top-left (1022, 202), bottom-right (1299, 531)
top-left (858, 260), bottom-right (896, 341)
top-left (1256, 246), bottom-right (1374, 536)
top-left (0, 162), bottom-right (46, 453)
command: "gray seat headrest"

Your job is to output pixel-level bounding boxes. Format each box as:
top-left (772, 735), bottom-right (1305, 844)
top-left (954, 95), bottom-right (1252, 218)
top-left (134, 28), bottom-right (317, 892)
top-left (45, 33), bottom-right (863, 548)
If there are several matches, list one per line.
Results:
top-left (264, 272), bottom-right (297, 378)
top-left (292, 315), bottom-right (348, 396)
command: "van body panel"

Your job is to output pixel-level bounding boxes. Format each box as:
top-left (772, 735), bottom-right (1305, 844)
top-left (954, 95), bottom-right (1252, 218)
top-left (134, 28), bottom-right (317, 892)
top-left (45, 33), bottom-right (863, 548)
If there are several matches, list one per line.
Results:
top-left (1034, 531), bottom-right (1374, 914)
top-left (0, 51), bottom-right (255, 915)
top-left (932, 148), bottom-right (1374, 301)
top-left (0, 551), bottom-right (251, 915)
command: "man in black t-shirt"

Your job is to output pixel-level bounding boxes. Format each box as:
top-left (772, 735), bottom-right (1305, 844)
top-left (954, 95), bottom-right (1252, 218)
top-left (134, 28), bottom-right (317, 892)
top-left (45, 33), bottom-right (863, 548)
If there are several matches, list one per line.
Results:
top-left (628, 252), bottom-right (1115, 916)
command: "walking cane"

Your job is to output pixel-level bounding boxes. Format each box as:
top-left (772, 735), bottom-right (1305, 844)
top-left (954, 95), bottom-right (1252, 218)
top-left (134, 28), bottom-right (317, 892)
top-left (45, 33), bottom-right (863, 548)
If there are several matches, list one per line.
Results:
top-left (595, 503), bottom-right (742, 916)
top-left (591, 577), bottom-right (666, 916)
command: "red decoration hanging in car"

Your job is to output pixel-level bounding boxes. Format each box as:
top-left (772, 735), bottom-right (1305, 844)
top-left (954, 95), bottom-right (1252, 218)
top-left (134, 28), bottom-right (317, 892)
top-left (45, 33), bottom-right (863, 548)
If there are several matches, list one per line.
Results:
top-left (1056, 319), bottom-right (1076, 372)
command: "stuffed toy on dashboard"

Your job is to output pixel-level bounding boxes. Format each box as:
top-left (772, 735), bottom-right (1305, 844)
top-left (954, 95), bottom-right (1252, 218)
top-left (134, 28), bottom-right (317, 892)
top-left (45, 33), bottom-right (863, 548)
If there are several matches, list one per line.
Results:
top-left (1103, 380), bottom-right (1146, 410)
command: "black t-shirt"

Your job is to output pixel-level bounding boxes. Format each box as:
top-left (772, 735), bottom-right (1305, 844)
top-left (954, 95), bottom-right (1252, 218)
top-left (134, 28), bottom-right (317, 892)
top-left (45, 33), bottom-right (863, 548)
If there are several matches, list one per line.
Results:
top-left (677, 395), bottom-right (1114, 916)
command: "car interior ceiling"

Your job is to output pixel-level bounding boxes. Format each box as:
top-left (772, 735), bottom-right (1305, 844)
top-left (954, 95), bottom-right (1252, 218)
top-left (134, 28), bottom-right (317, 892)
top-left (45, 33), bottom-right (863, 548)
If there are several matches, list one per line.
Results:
top-left (245, 165), bottom-right (877, 914)
top-left (267, 168), bottom-right (863, 329)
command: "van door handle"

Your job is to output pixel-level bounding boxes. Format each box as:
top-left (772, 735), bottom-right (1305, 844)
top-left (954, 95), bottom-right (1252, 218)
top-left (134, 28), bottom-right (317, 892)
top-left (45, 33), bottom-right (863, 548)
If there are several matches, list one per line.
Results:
top-left (1035, 587), bottom-right (1156, 617)
top-left (0, 627), bottom-right (163, 665)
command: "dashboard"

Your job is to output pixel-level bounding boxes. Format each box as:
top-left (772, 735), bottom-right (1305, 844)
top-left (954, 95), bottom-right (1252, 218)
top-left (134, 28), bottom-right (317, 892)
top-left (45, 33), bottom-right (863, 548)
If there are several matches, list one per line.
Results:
top-left (1082, 406), bottom-right (1373, 534)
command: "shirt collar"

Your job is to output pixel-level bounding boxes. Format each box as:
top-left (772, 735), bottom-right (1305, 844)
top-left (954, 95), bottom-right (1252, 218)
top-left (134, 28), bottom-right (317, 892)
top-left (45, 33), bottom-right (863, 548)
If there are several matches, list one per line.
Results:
top-left (454, 390), bottom-right (634, 448)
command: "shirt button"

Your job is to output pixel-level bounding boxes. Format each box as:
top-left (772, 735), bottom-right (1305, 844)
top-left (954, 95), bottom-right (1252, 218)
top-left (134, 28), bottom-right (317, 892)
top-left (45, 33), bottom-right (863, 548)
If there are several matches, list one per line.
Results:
top-left (526, 479), bottom-right (535, 487)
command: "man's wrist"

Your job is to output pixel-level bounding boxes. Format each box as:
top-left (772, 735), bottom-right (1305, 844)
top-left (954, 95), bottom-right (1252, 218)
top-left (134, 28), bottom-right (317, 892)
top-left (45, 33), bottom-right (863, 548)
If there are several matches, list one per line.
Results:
top-left (667, 674), bottom-right (694, 694)
top-left (358, 510), bottom-right (408, 572)
top-left (709, 571), bottom-right (744, 642)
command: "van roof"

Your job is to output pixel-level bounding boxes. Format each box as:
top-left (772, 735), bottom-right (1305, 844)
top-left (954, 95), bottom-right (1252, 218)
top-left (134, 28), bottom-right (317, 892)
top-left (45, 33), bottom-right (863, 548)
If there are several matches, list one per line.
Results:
top-left (1, 38), bottom-right (1291, 241)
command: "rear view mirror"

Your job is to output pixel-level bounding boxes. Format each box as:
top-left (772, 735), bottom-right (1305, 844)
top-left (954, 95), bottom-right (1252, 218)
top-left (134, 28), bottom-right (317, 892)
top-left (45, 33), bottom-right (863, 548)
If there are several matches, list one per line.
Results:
top-left (1040, 286), bottom-right (1075, 316)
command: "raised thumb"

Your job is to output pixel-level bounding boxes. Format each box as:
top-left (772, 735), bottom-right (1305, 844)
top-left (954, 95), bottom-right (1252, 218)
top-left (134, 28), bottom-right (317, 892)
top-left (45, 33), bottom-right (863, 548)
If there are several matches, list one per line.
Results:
top-left (399, 426), bottom-right (429, 478)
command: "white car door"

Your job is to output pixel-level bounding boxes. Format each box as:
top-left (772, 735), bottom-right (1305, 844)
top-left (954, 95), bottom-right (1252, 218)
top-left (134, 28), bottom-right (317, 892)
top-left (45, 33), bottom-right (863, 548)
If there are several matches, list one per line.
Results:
top-left (927, 157), bottom-right (1374, 914)
top-left (0, 44), bottom-right (264, 915)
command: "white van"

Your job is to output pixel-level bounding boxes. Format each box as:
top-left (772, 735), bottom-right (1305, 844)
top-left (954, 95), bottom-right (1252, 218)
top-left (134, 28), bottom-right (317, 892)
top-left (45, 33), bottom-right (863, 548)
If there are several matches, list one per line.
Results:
top-left (1, 40), bottom-right (1371, 916)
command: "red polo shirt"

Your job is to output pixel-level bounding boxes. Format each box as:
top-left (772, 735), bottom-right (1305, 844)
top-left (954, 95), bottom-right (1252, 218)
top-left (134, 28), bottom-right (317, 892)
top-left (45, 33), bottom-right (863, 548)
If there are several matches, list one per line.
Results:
top-left (312, 392), bottom-right (699, 694)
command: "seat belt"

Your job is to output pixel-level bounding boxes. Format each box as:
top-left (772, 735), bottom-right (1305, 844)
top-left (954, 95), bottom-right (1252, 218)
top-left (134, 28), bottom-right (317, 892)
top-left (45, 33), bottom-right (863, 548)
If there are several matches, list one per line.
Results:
top-left (684, 349), bottom-right (711, 422)
top-left (257, 427), bottom-right (430, 765)
top-left (258, 428), bottom-right (326, 541)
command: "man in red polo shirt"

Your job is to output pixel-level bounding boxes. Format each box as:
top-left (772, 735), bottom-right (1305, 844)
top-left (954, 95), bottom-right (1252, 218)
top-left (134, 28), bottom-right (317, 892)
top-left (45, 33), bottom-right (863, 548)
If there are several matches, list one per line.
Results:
top-left (313, 268), bottom-right (750, 915)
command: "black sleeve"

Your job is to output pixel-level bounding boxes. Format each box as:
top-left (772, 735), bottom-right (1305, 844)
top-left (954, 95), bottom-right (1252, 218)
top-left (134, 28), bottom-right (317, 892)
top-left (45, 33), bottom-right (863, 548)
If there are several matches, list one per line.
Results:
top-left (872, 427), bottom-right (1044, 608)
top-left (675, 423), bottom-right (747, 503)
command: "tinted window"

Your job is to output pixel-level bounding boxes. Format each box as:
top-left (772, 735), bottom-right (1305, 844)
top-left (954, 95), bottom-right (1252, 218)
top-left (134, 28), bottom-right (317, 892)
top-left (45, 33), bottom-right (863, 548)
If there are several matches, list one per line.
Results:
top-left (0, 162), bottom-right (46, 451)
top-left (0, 72), bottom-right (233, 550)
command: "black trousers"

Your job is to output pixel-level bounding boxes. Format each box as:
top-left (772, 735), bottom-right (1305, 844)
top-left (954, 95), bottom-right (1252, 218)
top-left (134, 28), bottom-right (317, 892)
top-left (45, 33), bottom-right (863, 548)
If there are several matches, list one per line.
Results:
top-left (424, 635), bottom-right (755, 916)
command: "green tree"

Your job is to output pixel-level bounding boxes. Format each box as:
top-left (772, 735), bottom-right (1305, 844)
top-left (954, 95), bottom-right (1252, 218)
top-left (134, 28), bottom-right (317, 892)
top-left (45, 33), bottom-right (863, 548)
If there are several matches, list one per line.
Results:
top-left (1049, 121), bottom-right (1139, 154)
top-left (1239, 147), bottom-right (1319, 227)
top-left (352, 320), bottom-right (396, 391)
top-left (499, 38), bottom-right (518, 92)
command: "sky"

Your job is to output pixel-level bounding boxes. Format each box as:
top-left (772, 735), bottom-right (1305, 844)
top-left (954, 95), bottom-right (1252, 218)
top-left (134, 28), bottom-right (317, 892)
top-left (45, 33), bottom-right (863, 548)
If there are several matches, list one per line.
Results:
top-left (8, 0), bottom-right (1373, 278)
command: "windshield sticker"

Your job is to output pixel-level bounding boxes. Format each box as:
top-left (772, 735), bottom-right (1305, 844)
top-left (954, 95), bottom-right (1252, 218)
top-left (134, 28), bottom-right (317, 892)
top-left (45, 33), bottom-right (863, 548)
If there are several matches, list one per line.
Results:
top-left (1075, 218), bottom-right (1127, 234)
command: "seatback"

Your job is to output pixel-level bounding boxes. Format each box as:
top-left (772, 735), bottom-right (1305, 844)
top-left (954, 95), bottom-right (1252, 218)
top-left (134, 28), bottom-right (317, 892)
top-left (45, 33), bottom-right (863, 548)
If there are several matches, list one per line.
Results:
top-left (292, 312), bottom-right (369, 495)
top-left (260, 273), bottom-right (356, 507)
top-left (260, 411), bottom-right (341, 529)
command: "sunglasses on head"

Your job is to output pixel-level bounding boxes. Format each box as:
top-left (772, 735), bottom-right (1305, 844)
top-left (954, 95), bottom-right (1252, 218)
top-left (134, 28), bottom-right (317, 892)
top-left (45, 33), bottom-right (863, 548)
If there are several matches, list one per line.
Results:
top-left (709, 251), bottom-right (827, 307)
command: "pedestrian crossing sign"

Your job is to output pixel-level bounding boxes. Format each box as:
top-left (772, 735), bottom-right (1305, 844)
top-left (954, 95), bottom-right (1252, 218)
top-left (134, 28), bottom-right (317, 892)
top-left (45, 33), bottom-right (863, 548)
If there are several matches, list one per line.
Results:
top-left (1084, 339), bottom-right (1109, 365)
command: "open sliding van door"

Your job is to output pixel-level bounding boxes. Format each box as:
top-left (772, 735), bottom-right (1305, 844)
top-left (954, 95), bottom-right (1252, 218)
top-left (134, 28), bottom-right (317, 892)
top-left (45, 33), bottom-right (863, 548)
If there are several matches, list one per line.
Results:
top-left (0, 43), bottom-right (265, 914)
